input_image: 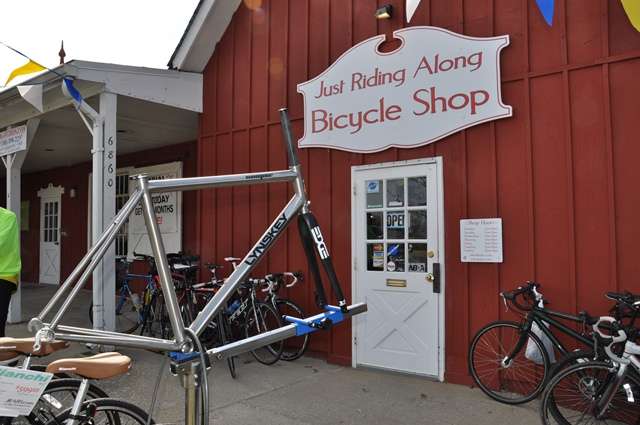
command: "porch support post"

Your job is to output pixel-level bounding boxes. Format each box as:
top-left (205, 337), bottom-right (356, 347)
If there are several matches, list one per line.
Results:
top-left (3, 119), bottom-right (40, 323)
top-left (92, 92), bottom-right (117, 332)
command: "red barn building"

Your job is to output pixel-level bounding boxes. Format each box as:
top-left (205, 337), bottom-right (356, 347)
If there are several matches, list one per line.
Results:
top-left (169, 0), bottom-right (640, 384)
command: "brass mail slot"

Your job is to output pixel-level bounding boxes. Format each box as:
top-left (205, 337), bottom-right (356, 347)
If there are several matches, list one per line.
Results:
top-left (386, 279), bottom-right (407, 288)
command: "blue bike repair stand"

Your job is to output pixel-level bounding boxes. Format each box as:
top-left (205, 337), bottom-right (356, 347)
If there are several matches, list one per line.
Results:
top-left (283, 305), bottom-right (345, 336)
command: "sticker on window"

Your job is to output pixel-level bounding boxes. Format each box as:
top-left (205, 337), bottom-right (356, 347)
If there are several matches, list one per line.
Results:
top-left (387, 243), bottom-right (405, 272)
top-left (366, 180), bottom-right (383, 208)
top-left (367, 243), bottom-right (384, 271)
top-left (408, 243), bottom-right (428, 273)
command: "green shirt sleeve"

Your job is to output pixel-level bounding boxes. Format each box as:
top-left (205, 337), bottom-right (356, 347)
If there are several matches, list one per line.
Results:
top-left (0, 207), bottom-right (21, 281)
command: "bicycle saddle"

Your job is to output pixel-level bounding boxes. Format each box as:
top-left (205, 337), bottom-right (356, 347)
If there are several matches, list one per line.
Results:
top-left (224, 257), bottom-right (241, 263)
top-left (46, 352), bottom-right (131, 379)
top-left (206, 263), bottom-right (223, 270)
top-left (0, 337), bottom-right (69, 358)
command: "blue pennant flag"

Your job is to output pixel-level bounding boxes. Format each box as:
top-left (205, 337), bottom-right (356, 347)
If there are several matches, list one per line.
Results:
top-left (63, 77), bottom-right (83, 104)
top-left (535, 0), bottom-right (555, 26)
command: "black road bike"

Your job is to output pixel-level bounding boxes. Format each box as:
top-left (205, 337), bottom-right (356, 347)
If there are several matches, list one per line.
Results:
top-left (468, 282), bottom-right (637, 404)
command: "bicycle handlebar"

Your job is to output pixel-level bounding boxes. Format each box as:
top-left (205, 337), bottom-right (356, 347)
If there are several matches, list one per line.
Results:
top-left (501, 281), bottom-right (541, 311)
top-left (593, 317), bottom-right (631, 365)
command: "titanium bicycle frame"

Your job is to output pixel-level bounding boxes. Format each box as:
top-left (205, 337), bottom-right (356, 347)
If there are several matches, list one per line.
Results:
top-left (27, 108), bottom-right (367, 425)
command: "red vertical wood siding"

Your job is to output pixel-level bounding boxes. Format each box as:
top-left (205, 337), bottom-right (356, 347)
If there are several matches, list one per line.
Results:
top-left (198, 0), bottom-right (640, 383)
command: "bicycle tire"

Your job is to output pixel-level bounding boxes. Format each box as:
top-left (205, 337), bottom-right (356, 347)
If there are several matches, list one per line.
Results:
top-left (244, 302), bottom-right (284, 365)
top-left (217, 312), bottom-right (237, 379)
top-left (468, 320), bottom-right (550, 404)
top-left (274, 299), bottom-right (310, 361)
top-left (13, 378), bottom-right (109, 425)
top-left (540, 361), bottom-right (640, 425)
top-left (45, 398), bottom-right (153, 425)
top-left (89, 289), bottom-right (141, 334)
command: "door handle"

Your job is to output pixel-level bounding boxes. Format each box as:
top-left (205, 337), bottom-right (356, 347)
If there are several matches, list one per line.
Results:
top-left (432, 263), bottom-right (441, 294)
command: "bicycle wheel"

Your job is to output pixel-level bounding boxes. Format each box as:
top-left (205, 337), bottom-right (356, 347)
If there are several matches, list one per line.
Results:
top-left (244, 302), bottom-right (283, 365)
top-left (89, 289), bottom-right (141, 334)
top-left (540, 361), bottom-right (640, 425)
top-left (217, 313), bottom-right (237, 379)
top-left (274, 299), bottom-right (310, 361)
top-left (469, 320), bottom-right (550, 404)
top-left (45, 398), bottom-right (153, 425)
top-left (12, 378), bottom-right (109, 425)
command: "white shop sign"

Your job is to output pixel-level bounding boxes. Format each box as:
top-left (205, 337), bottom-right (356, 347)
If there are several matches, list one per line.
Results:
top-left (0, 366), bottom-right (53, 417)
top-left (460, 218), bottom-right (503, 263)
top-left (128, 161), bottom-right (183, 257)
top-left (298, 26), bottom-right (511, 153)
top-left (0, 126), bottom-right (27, 157)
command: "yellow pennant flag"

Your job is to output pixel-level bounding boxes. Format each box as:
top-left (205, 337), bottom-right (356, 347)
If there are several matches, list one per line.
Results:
top-left (4, 60), bottom-right (46, 86)
top-left (621, 0), bottom-right (640, 32)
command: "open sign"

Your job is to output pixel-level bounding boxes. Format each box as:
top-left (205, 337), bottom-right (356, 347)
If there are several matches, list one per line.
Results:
top-left (387, 212), bottom-right (405, 229)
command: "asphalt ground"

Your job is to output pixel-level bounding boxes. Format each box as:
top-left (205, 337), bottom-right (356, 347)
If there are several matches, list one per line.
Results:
top-left (6, 283), bottom-right (541, 424)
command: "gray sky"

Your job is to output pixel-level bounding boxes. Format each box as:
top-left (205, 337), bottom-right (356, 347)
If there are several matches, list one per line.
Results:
top-left (1, 0), bottom-right (200, 86)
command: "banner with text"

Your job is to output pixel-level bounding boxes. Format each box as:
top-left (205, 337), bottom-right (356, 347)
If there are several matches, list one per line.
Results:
top-left (0, 125), bottom-right (27, 157)
top-left (297, 26), bottom-right (512, 153)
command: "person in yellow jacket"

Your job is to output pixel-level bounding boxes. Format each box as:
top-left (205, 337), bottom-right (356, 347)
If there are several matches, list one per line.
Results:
top-left (0, 207), bottom-right (20, 337)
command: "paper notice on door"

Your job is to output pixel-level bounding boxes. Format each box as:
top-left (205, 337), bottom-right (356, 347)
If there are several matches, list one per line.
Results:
top-left (0, 366), bottom-right (53, 417)
top-left (460, 218), bottom-right (503, 263)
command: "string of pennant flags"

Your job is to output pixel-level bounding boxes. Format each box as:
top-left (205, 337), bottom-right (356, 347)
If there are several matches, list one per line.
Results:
top-left (405, 0), bottom-right (640, 30)
top-left (0, 0), bottom-right (638, 114)
top-left (0, 41), bottom-right (83, 113)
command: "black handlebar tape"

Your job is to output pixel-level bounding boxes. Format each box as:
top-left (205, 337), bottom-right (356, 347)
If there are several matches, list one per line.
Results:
top-left (279, 108), bottom-right (300, 167)
top-left (299, 212), bottom-right (348, 312)
top-left (297, 215), bottom-right (328, 309)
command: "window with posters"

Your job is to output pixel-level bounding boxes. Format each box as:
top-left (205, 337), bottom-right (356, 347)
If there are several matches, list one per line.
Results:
top-left (127, 161), bottom-right (183, 257)
top-left (88, 161), bottom-right (183, 258)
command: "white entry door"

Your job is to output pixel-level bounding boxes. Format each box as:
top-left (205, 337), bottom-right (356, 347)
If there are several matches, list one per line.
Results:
top-left (352, 159), bottom-right (444, 378)
top-left (38, 184), bottom-right (64, 284)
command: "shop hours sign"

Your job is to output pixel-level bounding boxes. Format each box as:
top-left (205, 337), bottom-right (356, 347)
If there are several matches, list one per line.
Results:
top-left (460, 218), bottom-right (503, 263)
top-left (297, 26), bottom-right (512, 153)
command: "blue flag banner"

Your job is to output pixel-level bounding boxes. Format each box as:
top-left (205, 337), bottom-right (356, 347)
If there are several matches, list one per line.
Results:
top-left (535, 0), bottom-right (555, 26)
top-left (63, 77), bottom-right (83, 104)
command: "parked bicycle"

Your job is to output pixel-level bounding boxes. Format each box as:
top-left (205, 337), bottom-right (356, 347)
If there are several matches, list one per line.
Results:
top-left (540, 313), bottom-right (640, 424)
top-left (0, 337), bottom-right (111, 424)
top-left (256, 272), bottom-right (309, 361)
top-left (468, 282), bottom-right (638, 404)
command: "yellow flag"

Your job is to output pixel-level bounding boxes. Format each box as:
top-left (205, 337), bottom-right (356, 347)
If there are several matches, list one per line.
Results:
top-left (621, 0), bottom-right (640, 32)
top-left (4, 60), bottom-right (46, 86)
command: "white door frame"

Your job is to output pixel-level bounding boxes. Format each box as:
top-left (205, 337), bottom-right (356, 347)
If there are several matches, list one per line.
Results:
top-left (37, 184), bottom-right (64, 285)
top-left (351, 156), bottom-right (446, 381)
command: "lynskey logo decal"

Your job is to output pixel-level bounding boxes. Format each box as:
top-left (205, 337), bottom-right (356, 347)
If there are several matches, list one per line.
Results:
top-left (245, 213), bottom-right (288, 265)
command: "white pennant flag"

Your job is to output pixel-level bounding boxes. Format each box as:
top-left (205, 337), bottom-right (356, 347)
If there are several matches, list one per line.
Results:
top-left (406, 0), bottom-right (422, 22)
top-left (17, 84), bottom-right (43, 112)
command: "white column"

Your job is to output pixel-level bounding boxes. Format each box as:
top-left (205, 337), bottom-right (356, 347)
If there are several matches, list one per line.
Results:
top-left (4, 119), bottom-right (39, 323)
top-left (92, 93), bottom-right (117, 332)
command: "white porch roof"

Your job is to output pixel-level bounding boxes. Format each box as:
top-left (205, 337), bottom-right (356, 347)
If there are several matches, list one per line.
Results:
top-left (0, 60), bottom-right (202, 172)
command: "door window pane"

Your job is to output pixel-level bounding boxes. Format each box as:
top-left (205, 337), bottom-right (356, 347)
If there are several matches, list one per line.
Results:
top-left (386, 211), bottom-right (405, 239)
top-left (367, 243), bottom-right (385, 271)
top-left (386, 243), bottom-right (405, 272)
top-left (367, 212), bottom-right (383, 239)
top-left (408, 176), bottom-right (427, 206)
top-left (366, 180), bottom-right (383, 208)
top-left (408, 243), bottom-right (428, 272)
top-left (409, 210), bottom-right (427, 239)
top-left (386, 179), bottom-right (404, 207)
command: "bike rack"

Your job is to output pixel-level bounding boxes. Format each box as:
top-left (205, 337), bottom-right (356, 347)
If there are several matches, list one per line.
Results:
top-left (29, 108), bottom-right (367, 425)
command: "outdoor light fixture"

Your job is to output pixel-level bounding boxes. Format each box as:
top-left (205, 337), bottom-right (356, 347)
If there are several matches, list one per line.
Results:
top-left (375, 5), bottom-right (392, 19)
